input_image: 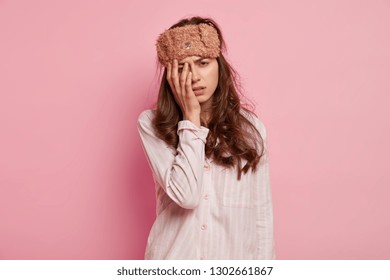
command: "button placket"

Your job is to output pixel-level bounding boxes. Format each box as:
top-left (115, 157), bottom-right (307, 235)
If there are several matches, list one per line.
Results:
top-left (200, 159), bottom-right (210, 261)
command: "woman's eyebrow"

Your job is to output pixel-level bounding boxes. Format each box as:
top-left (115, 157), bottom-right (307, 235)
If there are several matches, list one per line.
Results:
top-left (178, 58), bottom-right (205, 65)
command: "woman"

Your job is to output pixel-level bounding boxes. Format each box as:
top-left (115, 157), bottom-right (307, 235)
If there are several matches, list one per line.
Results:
top-left (137, 16), bottom-right (275, 260)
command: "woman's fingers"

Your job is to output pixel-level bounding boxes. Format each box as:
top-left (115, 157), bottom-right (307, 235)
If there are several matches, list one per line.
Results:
top-left (166, 59), bottom-right (199, 118)
top-left (166, 62), bottom-right (173, 91)
top-left (185, 72), bottom-right (193, 98)
top-left (172, 59), bottom-right (181, 97)
top-left (182, 63), bottom-right (195, 100)
top-left (180, 62), bottom-right (189, 93)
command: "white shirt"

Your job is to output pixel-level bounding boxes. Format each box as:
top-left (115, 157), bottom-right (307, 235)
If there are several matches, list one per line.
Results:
top-left (137, 109), bottom-right (275, 259)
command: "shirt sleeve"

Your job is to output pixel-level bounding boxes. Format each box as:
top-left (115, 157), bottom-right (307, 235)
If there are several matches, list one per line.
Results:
top-left (253, 119), bottom-right (276, 259)
top-left (137, 110), bottom-right (209, 209)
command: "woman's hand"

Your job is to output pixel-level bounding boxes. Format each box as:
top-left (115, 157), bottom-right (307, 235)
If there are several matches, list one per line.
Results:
top-left (166, 59), bottom-right (201, 127)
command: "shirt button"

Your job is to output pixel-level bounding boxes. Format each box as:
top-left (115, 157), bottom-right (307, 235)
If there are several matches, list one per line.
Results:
top-left (201, 224), bottom-right (207, 230)
top-left (200, 256), bottom-right (205, 260)
top-left (204, 194), bottom-right (208, 200)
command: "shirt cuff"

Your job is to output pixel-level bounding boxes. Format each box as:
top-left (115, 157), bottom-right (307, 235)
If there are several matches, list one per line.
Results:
top-left (177, 120), bottom-right (209, 143)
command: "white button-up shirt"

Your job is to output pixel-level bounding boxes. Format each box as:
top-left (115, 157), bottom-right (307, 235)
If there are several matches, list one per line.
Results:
top-left (137, 109), bottom-right (275, 259)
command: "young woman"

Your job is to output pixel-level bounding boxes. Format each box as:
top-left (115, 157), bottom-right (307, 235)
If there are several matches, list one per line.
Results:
top-left (137, 16), bottom-right (275, 260)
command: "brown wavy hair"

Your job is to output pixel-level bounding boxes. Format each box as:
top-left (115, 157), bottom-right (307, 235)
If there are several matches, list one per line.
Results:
top-left (153, 16), bottom-right (265, 180)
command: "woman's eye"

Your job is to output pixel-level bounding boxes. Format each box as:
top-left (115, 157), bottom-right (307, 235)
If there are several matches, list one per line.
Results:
top-left (200, 61), bottom-right (209, 66)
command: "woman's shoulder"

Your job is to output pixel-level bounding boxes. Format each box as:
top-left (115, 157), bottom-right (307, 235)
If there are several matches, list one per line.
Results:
top-left (138, 109), bottom-right (156, 124)
top-left (137, 109), bottom-right (158, 134)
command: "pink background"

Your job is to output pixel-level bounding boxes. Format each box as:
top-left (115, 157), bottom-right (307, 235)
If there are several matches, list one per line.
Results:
top-left (1, 0), bottom-right (389, 259)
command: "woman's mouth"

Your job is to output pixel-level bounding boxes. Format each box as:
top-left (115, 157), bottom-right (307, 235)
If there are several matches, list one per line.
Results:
top-left (193, 87), bottom-right (205, 96)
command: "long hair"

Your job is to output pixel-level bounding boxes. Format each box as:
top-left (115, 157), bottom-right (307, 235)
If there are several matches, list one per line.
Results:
top-left (153, 16), bottom-right (265, 180)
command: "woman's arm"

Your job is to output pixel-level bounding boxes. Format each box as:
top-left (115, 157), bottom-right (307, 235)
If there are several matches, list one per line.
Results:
top-left (137, 110), bottom-right (209, 209)
top-left (253, 119), bottom-right (276, 259)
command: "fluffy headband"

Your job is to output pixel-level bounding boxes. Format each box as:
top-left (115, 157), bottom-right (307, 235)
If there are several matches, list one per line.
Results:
top-left (156, 23), bottom-right (221, 66)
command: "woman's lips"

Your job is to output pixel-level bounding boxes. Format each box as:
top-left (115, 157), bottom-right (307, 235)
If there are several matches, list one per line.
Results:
top-left (193, 87), bottom-right (205, 96)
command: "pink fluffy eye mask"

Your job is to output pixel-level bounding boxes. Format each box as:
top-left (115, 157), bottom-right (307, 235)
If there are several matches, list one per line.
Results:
top-left (156, 23), bottom-right (221, 67)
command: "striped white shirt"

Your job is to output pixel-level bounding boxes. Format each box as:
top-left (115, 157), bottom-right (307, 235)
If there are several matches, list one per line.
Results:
top-left (137, 109), bottom-right (275, 259)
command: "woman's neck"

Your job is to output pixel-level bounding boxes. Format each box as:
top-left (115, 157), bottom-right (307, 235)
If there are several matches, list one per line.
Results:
top-left (200, 107), bottom-right (212, 127)
top-left (199, 97), bottom-right (214, 126)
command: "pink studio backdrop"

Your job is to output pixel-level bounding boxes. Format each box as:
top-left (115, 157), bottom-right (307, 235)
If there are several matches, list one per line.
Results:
top-left (1, 0), bottom-right (389, 259)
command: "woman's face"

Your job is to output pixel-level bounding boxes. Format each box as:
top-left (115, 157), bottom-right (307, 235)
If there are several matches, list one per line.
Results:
top-left (178, 56), bottom-right (219, 108)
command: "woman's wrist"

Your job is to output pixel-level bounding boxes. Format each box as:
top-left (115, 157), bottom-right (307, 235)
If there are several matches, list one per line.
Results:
top-left (183, 114), bottom-right (201, 127)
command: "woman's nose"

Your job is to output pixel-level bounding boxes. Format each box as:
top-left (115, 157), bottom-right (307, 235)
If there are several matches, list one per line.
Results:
top-left (190, 64), bottom-right (200, 82)
top-left (191, 71), bottom-right (200, 82)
